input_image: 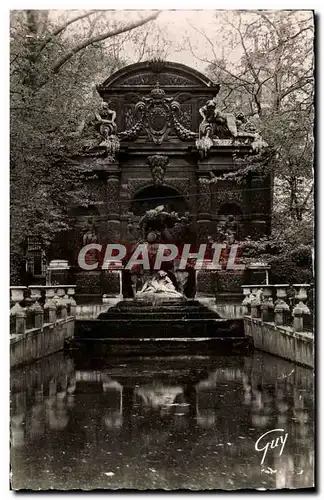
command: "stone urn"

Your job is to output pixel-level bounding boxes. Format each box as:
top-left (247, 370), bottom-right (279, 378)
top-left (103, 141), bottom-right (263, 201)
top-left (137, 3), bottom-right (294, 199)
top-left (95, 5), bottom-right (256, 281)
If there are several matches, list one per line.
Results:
top-left (10, 286), bottom-right (27, 307)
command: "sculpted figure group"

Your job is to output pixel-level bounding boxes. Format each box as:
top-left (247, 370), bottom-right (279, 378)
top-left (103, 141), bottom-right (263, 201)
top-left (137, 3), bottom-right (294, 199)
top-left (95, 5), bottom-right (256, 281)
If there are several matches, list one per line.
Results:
top-left (196, 96), bottom-right (268, 156)
top-left (90, 90), bottom-right (267, 159)
top-left (94, 102), bottom-right (120, 158)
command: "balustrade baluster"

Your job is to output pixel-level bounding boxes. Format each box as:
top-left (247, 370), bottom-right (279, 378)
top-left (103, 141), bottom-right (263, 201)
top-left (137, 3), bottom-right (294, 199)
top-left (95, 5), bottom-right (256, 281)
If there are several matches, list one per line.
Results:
top-left (44, 286), bottom-right (57, 324)
top-left (260, 285), bottom-right (274, 322)
top-left (274, 285), bottom-right (290, 326)
top-left (29, 286), bottom-right (44, 329)
top-left (251, 288), bottom-right (263, 318)
top-left (16, 310), bottom-right (26, 335)
top-left (241, 286), bottom-right (251, 315)
top-left (292, 284), bottom-right (311, 332)
top-left (67, 287), bottom-right (77, 317)
top-left (24, 290), bottom-right (34, 330)
top-left (10, 287), bottom-right (27, 335)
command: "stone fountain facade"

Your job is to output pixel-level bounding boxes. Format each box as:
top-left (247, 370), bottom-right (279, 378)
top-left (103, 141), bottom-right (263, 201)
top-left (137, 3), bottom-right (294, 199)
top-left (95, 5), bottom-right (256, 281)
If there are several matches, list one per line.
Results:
top-left (40, 60), bottom-right (271, 304)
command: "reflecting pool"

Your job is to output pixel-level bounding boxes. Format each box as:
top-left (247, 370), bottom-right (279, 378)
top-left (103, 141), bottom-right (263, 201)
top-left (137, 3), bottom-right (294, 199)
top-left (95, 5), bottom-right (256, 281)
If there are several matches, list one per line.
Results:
top-left (10, 350), bottom-right (314, 490)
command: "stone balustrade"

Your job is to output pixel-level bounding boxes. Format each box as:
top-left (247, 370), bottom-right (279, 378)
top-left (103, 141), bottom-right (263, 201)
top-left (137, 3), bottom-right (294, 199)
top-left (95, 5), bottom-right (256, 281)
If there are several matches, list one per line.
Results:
top-left (10, 285), bottom-right (76, 336)
top-left (241, 283), bottom-right (313, 332)
top-left (241, 283), bottom-right (314, 368)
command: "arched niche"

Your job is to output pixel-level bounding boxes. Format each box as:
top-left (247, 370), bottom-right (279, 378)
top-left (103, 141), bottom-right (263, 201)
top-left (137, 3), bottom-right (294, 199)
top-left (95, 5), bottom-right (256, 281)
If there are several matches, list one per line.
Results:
top-left (130, 185), bottom-right (188, 216)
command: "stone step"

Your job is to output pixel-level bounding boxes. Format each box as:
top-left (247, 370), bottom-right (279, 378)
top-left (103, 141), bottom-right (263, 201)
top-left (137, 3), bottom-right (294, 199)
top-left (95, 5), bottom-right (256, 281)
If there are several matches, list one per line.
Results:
top-left (98, 311), bottom-right (219, 319)
top-left (112, 300), bottom-right (200, 309)
top-left (75, 318), bottom-right (244, 339)
top-left (110, 305), bottom-right (203, 313)
top-left (104, 309), bottom-right (216, 317)
top-left (67, 336), bottom-right (253, 357)
top-left (99, 300), bottom-right (220, 319)
top-left (111, 303), bottom-right (214, 309)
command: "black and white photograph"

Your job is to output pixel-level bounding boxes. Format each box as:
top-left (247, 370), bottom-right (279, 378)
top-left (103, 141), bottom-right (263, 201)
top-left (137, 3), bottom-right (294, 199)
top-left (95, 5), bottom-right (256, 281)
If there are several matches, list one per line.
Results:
top-left (9, 8), bottom-right (315, 491)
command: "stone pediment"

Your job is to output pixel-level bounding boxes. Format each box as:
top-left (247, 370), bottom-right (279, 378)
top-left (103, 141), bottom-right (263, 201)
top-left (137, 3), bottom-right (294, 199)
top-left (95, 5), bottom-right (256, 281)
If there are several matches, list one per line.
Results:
top-left (96, 60), bottom-right (220, 141)
top-left (97, 60), bottom-right (219, 93)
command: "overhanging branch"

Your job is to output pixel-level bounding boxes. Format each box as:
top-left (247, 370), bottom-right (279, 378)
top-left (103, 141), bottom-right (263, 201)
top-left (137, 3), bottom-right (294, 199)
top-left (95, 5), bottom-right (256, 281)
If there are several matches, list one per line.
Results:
top-left (52, 11), bottom-right (161, 73)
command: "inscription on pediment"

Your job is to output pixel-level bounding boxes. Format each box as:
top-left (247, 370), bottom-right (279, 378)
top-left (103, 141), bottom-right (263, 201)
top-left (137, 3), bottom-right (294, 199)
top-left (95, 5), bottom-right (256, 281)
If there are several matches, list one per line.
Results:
top-left (121, 73), bottom-right (197, 87)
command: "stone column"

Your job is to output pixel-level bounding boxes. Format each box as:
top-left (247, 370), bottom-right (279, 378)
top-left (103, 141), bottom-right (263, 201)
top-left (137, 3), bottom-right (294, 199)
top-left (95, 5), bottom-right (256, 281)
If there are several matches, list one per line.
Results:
top-left (292, 284), bottom-right (311, 332)
top-left (106, 172), bottom-right (121, 242)
top-left (197, 176), bottom-right (212, 240)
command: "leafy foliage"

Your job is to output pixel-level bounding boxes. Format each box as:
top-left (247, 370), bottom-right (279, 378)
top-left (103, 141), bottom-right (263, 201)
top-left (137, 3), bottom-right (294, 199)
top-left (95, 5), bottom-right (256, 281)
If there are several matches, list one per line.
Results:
top-left (188, 10), bottom-right (314, 279)
top-left (10, 9), bottom-right (160, 283)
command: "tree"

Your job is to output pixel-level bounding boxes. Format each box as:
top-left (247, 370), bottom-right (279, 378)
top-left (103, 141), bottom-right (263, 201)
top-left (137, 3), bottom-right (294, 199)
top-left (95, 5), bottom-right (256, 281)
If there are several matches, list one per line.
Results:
top-left (187, 10), bottom-right (314, 256)
top-left (10, 9), bottom-right (160, 283)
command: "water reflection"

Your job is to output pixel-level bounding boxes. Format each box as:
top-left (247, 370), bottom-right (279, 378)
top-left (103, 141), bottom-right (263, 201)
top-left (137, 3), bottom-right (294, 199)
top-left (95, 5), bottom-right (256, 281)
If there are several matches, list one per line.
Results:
top-left (10, 351), bottom-right (314, 490)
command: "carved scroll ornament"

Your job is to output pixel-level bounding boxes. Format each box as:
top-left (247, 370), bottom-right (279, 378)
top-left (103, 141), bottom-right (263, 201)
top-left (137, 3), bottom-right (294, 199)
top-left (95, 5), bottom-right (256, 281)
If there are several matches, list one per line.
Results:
top-left (118, 84), bottom-right (196, 144)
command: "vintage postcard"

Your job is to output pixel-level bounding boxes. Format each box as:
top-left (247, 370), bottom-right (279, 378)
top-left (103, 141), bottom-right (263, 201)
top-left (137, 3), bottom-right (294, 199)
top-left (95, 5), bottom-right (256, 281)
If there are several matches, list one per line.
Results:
top-left (10, 9), bottom-right (314, 491)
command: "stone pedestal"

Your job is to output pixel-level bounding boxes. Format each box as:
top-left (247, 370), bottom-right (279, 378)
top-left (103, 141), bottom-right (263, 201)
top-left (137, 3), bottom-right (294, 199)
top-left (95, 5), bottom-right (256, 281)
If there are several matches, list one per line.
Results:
top-left (101, 269), bottom-right (122, 300)
top-left (244, 262), bottom-right (270, 286)
top-left (47, 260), bottom-right (71, 286)
top-left (195, 269), bottom-right (215, 297)
top-left (215, 270), bottom-right (245, 303)
top-left (75, 271), bottom-right (102, 304)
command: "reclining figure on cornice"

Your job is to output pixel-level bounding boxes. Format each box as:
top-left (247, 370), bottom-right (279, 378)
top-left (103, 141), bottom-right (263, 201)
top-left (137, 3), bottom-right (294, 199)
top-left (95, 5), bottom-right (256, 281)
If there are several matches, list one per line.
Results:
top-left (235, 112), bottom-right (268, 152)
top-left (196, 97), bottom-right (268, 156)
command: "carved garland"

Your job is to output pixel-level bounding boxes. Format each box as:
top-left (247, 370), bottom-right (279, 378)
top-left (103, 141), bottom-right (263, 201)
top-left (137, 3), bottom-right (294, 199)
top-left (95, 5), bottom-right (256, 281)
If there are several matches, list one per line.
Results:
top-left (147, 155), bottom-right (169, 185)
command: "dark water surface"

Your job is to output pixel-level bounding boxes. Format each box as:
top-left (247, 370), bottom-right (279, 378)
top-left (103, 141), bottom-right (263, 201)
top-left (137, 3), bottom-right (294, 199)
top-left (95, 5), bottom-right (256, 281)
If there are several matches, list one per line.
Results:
top-left (10, 350), bottom-right (314, 490)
